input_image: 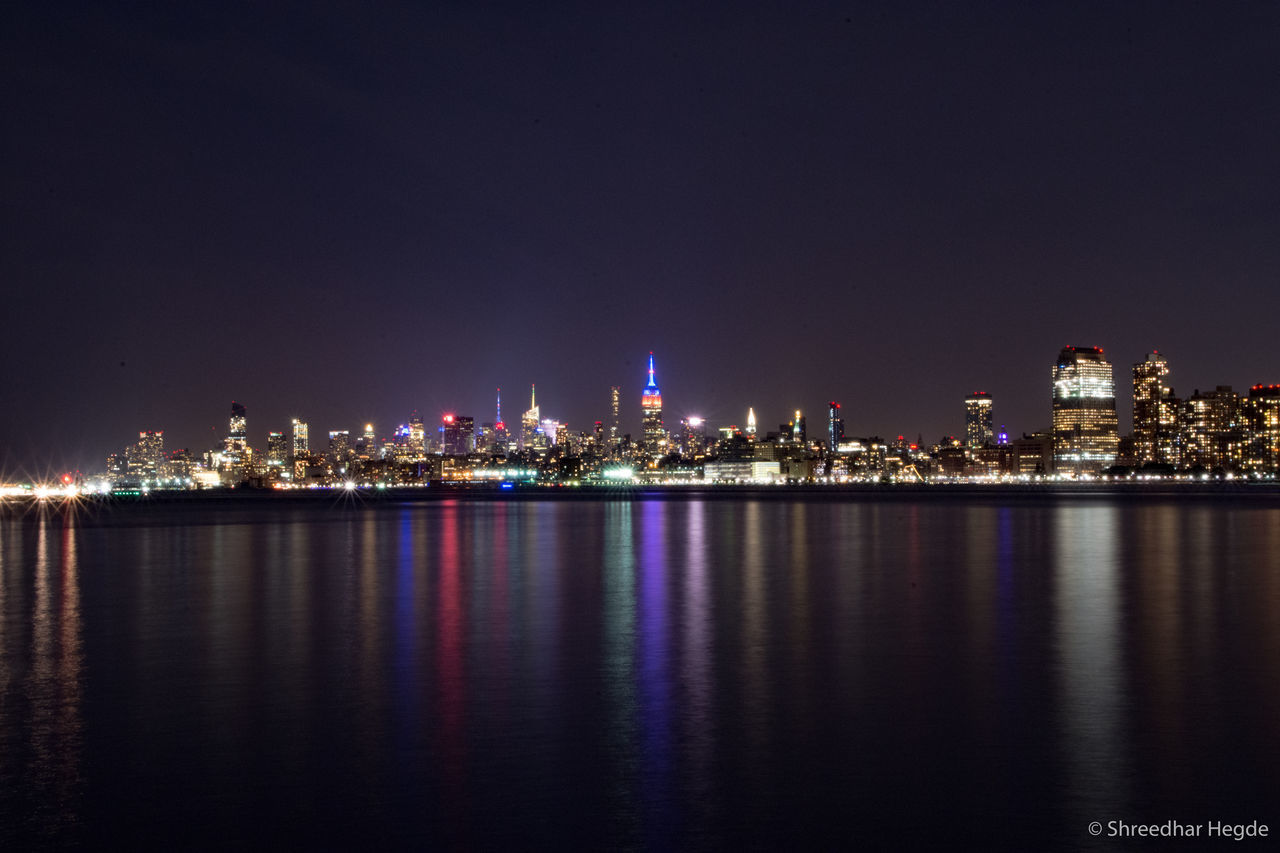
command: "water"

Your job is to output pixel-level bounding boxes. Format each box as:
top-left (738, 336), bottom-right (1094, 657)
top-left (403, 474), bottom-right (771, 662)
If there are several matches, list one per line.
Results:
top-left (2, 495), bottom-right (1278, 849)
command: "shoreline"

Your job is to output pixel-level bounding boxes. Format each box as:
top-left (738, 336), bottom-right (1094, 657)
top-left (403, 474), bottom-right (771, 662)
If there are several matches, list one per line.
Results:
top-left (5, 480), bottom-right (1280, 515)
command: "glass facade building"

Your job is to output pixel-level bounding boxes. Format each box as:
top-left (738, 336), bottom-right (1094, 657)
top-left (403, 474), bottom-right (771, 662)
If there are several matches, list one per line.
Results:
top-left (1052, 346), bottom-right (1118, 475)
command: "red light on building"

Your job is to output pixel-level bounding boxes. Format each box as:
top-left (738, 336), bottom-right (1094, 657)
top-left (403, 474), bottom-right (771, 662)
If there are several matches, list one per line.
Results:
top-left (443, 414), bottom-right (454, 423)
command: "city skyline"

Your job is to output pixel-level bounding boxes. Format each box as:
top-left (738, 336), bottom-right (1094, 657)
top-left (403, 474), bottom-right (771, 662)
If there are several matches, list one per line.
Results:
top-left (6, 343), bottom-right (1268, 488)
top-left (3, 340), bottom-right (1278, 477)
top-left (4, 4), bottom-right (1278, 474)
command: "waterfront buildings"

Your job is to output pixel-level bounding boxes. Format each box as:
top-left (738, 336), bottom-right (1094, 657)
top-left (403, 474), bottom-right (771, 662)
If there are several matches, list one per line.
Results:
top-left (1052, 346), bottom-right (1119, 475)
top-left (1247, 385), bottom-right (1280, 471)
top-left (80, 348), bottom-right (1280, 493)
top-left (1132, 352), bottom-right (1181, 465)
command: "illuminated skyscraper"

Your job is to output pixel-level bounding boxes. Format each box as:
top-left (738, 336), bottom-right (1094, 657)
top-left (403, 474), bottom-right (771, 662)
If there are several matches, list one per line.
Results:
top-left (267, 432), bottom-right (289, 469)
top-left (1052, 346), bottom-right (1118, 475)
top-left (360, 424), bottom-right (377, 460)
top-left (291, 418), bottom-right (309, 457)
top-left (1184, 386), bottom-right (1243, 469)
top-left (522, 385), bottom-right (542, 450)
top-left (328, 430), bottom-right (351, 464)
top-left (964, 392), bottom-right (994, 448)
top-left (828, 402), bottom-right (844, 452)
top-left (441, 414), bottom-right (475, 456)
top-left (746, 407), bottom-right (757, 439)
top-left (640, 352), bottom-right (666, 454)
top-left (228, 402), bottom-right (247, 445)
top-left (1132, 352), bottom-right (1176, 465)
top-left (610, 386), bottom-right (621, 446)
top-left (222, 401), bottom-right (248, 467)
top-left (791, 410), bottom-right (806, 444)
top-left (127, 430), bottom-right (164, 481)
top-left (681, 417), bottom-right (707, 458)
top-left (407, 410), bottom-right (426, 459)
top-left (493, 389), bottom-right (509, 452)
top-left (1246, 384), bottom-right (1280, 472)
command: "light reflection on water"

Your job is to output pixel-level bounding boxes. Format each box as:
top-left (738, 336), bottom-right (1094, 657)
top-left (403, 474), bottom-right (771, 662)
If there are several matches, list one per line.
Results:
top-left (0, 498), bottom-right (1278, 850)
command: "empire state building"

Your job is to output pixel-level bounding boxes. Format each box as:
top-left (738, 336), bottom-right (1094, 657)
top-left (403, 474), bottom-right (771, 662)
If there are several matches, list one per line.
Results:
top-left (641, 352), bottom-right (666, 455)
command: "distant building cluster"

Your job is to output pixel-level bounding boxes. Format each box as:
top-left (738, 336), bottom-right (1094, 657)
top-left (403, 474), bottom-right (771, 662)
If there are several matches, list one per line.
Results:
top-left (90, 347), bottom-right (1279, 491)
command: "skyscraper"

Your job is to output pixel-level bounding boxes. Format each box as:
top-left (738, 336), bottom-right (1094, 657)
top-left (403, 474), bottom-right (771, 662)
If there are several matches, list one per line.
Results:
top-left (291, 418), bottom-right (309, 457)
top-left (640, 352), bottom-right (665, 454)
top-left (267, 432), bottom-right (289, 469)
top-left (1052, 346), bottom-right (1118, 475)
top-left (610, 386), bottom-right (621, 447)
top-left (746, 407), bottom-right (757, 439)
top-left (441, 414), bottom-right (475, 456)
top-left (1246, 384), bottom-right (1280, 472)
top-left (522, 385), bottom-right (542, 450)
top-left (1132, 352), bottom-right (1175, 465)
top-left (791, 410), bottom-right (806, 444)
top-left (827, 402), bottom-right (844, 452)
top-left (964, 392), bottom-right (994, 448)
top-left (493, 389), bottom-right (509, 453)
top-left (328, 430), bottom-right (351, 464)
top-left (407, 410), bottom-right (426, 459)
top-left (223, 401), bottom-right (248, 470)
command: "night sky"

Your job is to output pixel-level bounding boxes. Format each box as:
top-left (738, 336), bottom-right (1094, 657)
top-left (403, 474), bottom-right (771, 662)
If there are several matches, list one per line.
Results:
top-left (5, 2), bottom-right (1279, 475)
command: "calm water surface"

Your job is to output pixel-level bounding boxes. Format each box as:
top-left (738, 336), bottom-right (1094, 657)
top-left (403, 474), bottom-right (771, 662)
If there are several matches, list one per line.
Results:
top-left (1, 496), bottom-right (1278, 849)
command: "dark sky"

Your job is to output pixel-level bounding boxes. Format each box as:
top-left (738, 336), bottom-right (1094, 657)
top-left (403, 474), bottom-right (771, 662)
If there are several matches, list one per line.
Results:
top-left (4, 1), bottom-right (1279, 475)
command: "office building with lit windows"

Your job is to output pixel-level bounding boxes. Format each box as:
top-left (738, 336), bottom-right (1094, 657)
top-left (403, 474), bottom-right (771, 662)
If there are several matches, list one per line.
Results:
top-left (291, 418), bottom-right (309, 457)
top-left (1246, 384), bottom-right (1280, 472)
top-left (328, 430), bottom-right (351, 463)
top-left (267, 432), bottom-right (289, 469)
top-left (1052, 346), bottom-right (1119, 475)
top-left (1132, 352), bottom-right (1180, 465)
top-left (964, 392), bottom-right (993, 448)
top-left (1183, 386), bottom-right (1243, 470)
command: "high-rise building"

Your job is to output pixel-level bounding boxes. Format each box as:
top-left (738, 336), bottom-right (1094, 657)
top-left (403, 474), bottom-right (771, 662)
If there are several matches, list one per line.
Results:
top-left (746, 407), bottom-right (757, 439)
top-left (1183, 386), bottom-right (1243, 470)
top-left (441, 414), bottom-right (475, 456)
top-left (407, 410), bottom-right (426, 459)
top-left (522, 385), bottom-right (542, 450)
top-left (267, 432), bottom-right (289, 469)
top-left (828, 402), bottom-right (844, 452)
top-left (127, 430), bottom-right (165, 481)
top-left (681, 417), bottom-right (707, 458)
top-left (492, 389), bottom-right (509, 453)
top-left (223, 401), bottom-right (248, 470)
top-left (790, 410), bottom-right (806, 444)
top-left (1132, 352), bottom-right (1179, 465)
top-left (610, 386), bottom-right (620, 446)
top-left (359, 424), bottom-right (377, 460)
top-left (328, 430), bottom-right (351, 464)
top-left (640, 352), bottom-right (666, 454)
top-left (1245, 384), bottom-right (1280, 472)
top-left (291, 418), bottom-right (309, 457)
top-left (964, 392), bottom-right (994, 449)
top-left (1052, 346), bottom-right (1119, 475)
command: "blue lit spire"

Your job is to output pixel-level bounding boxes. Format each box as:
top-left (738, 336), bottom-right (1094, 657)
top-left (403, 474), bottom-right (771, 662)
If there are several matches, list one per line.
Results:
top-left (647, 351), bottom-right (657, 389)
